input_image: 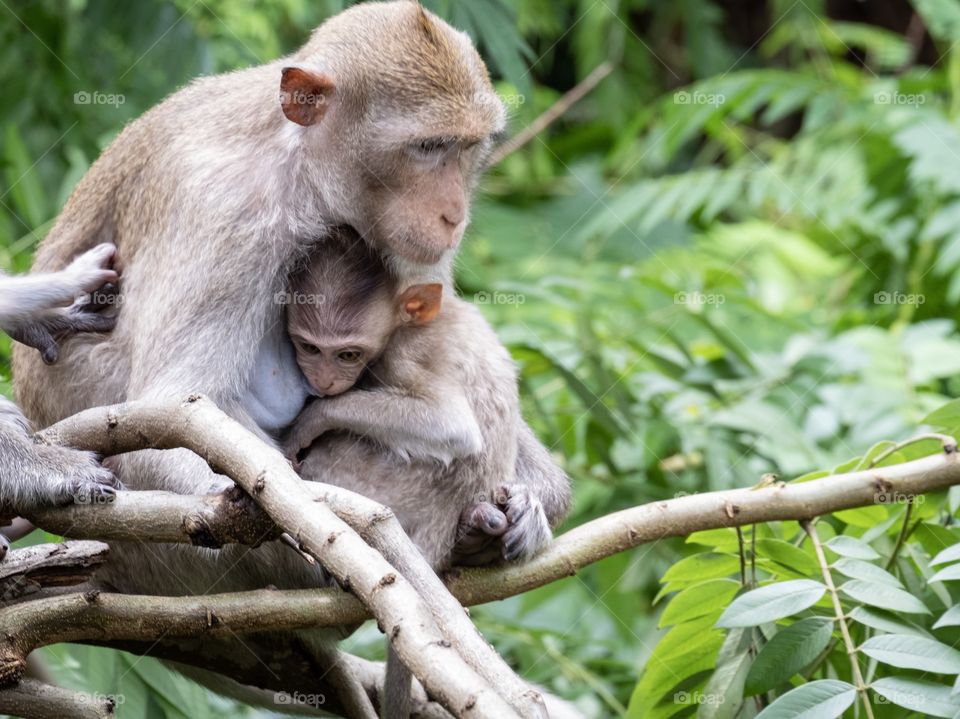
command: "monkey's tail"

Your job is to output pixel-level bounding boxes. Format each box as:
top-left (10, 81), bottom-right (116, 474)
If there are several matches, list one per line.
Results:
top-left (382, 644), bottom-right (412, 719)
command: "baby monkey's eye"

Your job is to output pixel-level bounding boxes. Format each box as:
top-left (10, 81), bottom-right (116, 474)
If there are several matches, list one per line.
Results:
top-left (301, 342), bottom-right (321, 355)
top-left (337, 349), bottom-right (363, 364)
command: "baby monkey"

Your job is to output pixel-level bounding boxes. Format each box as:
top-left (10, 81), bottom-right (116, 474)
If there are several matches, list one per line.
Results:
top-left (284, 230), bottom-right (569, 570)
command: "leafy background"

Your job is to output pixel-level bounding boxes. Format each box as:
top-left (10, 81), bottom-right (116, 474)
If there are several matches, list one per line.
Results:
top-left (6, 0), bottom-right (960, 716)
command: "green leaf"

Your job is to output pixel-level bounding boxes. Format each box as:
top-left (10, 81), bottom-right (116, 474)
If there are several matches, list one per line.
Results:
top-left (659, 579), bottom-right (741, 628)
top-left (840, 580), bottom-right (930, 614)
top-left (744, 617), bottom-right (834, 696)
top-left (924, 400), bottom-right (960, 435)
top-left (931, 564), bottom-right (960, 583)
top-left (832, 558), bottom-right (903, 587)
top-left (931, 543), bottom-right (960, 566)
top-left (860, 634), bottom-right (960, 673)
top-left (934, 605), bottom-right (960, 629)
top-left (701, 628), bottom-right (752, 719)
top-left (756, 539), bottom-right (818, 575)
top-left (686, 528), bottom-right (739, 549)
top-left (661, 553), bottom-right (741, 586)
top-left (716, 580), bottom-right (826, 628)
top-left (849, 606), bottom-right (932, 637)
top-left (824, 535), bottom-right (879, 560)
top-left (754, 679), bottom-right (856, 719)
top-left (870, 677), bottom-right (960, 718)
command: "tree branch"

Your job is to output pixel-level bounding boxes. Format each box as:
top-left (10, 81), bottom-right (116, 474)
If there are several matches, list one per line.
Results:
top-left (0, 678), bottom-right (115, 719)
top-left (19, 440), bottom-right (960, 638)
top-left (38, 396), bottom-right (533, 719)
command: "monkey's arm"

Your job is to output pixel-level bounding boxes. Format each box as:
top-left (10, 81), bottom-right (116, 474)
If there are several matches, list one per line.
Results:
top-left (0, 243), bottom-right (117, 324)
top-left (286, 384), bottom-right (483, 463)
top-left (1, 244), bottom-right (119, 365)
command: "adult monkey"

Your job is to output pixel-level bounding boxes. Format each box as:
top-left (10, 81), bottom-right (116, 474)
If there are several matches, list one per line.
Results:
top-left (11, 1), bottom-right (530, 714)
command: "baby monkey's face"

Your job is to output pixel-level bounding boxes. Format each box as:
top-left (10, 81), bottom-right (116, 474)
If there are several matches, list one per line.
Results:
top-left (287, 283), bottom-right (443, 397)
top-left (289, 300), bottom-right (393, 397)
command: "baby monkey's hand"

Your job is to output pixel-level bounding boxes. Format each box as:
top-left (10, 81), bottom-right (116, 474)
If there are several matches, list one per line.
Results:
top-left (451, 484), bottom-right (554, 566)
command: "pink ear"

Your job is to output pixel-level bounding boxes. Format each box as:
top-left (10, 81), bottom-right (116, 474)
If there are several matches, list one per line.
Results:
top-left (399, 284), bottom-right (443, 325)
top-left (279, 66), bottom-right (335, 126)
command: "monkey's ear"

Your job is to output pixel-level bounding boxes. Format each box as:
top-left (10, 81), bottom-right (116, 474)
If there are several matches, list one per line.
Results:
top-left (399, 284), bottom-right (443, 325)
top-left (279, 66), bottom-right (336, 126)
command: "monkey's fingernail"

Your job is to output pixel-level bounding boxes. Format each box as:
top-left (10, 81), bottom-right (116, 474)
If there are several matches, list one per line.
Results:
top-left (486, 515), bottom-right (505, 530)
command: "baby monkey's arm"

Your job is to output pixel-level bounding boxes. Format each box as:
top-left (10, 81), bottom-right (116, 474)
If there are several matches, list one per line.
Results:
top-left (285, 382), bottom-right (483, 463)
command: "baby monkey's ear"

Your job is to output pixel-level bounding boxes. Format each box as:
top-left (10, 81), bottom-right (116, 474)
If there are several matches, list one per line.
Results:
top-left (399, 284), bottom-right (443, 325)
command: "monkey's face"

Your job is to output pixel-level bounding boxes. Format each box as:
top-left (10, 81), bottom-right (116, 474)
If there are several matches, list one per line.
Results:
top-left (291, 338), bottom-right (375, 397)
top-left (348, 134), bottom-right (494, 265)
top-left (287, 296), bottom-right (395, 397)
top-left (281, 18), bottom-right (506, 265)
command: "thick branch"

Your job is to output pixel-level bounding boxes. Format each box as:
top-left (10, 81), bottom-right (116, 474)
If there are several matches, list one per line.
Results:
top-left (20, 446), bottom-right (960, 636)
top-left (447, 447), bottom-right (960, 603)
top-left (39, 396), bottom-right (524, 719)
top-left (0, 541), bottom-right (108, 603)
top-left (0, 678), bottom-right (114, 719)
top-left (28, 487), bottom-right (278, 548)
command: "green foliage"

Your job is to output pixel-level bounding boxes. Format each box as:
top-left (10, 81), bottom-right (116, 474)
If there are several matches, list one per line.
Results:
top-left (7, 0), bottom-right (960, 716)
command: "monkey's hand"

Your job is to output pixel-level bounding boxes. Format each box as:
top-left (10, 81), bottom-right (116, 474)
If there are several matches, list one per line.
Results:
top-left (60, 243), bottom-right (119, 296)
top-left (6, 286), bottom-right (119, 365)
top-left (0, 398), bottom-right (120, 512)
top-left (283, 401), bottom-right (332, 461)
top-left (497, 484), bottom-right (553, 562)
top-left (38, 443), bottom-right (122, 507)
top-left (450, 501), bottom-right (509, 567)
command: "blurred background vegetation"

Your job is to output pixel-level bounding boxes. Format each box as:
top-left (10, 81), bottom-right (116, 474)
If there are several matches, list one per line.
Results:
top-left (4, 0), bottom-right (960, 716)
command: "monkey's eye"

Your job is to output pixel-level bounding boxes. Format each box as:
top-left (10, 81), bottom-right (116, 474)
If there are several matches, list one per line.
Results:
top-left (412, 137), bottom-right (452, 158)
top-left (337, 349), bottom-right (363, 364)
top-left (300, 342), bottom-right (321, 355)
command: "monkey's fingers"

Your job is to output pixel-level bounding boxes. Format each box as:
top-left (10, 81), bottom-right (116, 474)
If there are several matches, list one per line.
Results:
top-left (461, 501), bottom-right (508, 537)
top-left (64, 310), bottom-right (117, 334)
top-left (7, 323), bottom-right (60, 365)
top-left (0, 533), bottom-right (9, 561)
top-left (87, 282), bottom-right (120, 311)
